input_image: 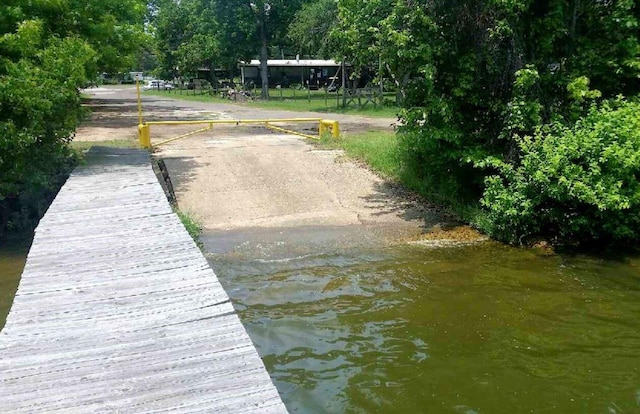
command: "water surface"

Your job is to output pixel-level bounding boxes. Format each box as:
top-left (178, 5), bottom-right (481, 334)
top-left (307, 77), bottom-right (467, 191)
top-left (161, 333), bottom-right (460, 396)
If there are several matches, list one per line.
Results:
top-left (0, 237), bottom-right (31, 331)
top-left (207, 240), bottom-right (640, 413)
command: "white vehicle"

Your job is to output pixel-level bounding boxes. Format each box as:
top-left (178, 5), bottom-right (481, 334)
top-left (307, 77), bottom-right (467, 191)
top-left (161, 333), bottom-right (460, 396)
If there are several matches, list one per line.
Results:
top-left (142, 80), bottom-right (174, 90)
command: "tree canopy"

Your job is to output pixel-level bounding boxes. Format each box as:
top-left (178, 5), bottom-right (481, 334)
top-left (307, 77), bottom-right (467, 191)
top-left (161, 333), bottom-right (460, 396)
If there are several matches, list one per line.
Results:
top-left (390, 0), bottom-right (639, 245)
top-left (154, 0), bottom-right (221, 80)
top-left (288, 0), bottom-right (338, 58)
top-left (154, 0), bottom-right (307, 98)
top-left (0, 0), bottom-right (146, 235)
top-left (331, 0), bottom-right (434, 100)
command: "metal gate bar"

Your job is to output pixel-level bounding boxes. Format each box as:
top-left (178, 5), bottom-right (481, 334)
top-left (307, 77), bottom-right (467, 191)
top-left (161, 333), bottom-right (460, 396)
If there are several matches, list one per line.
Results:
top-left (138, 118), bottom-right (339, 149)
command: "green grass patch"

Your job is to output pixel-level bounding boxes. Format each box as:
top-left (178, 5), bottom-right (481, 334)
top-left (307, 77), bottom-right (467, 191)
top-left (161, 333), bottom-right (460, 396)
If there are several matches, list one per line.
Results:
top-left (321, 131), bottom-right (401, 179)
top-left (249, 98), bottom-right (399, 118)
top-left (145, 89), bottom-right (399, 119)
top-left (174, 208), bottom-right (203, 246)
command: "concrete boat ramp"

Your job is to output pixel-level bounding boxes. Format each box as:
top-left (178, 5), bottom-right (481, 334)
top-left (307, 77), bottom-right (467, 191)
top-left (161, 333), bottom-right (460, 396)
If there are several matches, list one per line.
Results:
top-left (0, 147), bottom-right (287, 413)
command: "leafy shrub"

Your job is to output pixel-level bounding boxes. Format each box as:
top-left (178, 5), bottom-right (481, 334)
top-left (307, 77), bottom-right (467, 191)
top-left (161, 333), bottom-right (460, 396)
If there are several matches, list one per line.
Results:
top-left (339, 0), bottom-right (640, 249)
top-left (481, 98), bottom-right (640, 245)
top-left (0, 21), bottom-right (93, 235)
top-left (397, 102), bottom-right (485, 206)
top-left (0, 0), bottom-right (144, 236)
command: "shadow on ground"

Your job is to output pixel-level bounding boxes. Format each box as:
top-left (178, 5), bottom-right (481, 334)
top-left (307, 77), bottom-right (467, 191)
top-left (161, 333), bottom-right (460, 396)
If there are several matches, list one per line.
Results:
top-left (361, 181), bottom-right (457, 233)
top-left (158, 155), bottom-right (204, 197)
top-left (82, 97), bottom-right (223, 129)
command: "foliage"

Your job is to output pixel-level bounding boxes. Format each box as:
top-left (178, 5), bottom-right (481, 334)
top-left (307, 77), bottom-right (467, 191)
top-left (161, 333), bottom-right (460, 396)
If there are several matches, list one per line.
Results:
top-left (481, 99), bottom-right (640, 246)
top-left (219, 0), bottom-right (309, 98)
top-left (153, 0), bottom-right (221, 80)
top-left (1, 0), bottom-right (146, 73)
top-left (175, 208), bottom-right (202, 246)
top-left (332, 0), bottom-right (435, 99)
top-left (375, 0), bottom-right (640, 245)
top-left (153, 0), bottom-right (308, 98)
top-left (0, 0), bottom-right (146, 236)
top-left (288, 0), bottom-right (339, 58)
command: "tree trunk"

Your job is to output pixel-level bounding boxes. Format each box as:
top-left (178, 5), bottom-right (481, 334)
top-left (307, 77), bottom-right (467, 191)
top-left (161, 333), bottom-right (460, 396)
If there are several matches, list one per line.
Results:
top-left (386, 63), bottom-right (407, 105)
top-left (207, 59), bottom-right (217, 94)
top-left (570, 0), bottom-right (580, 39)
top-left (568, 0), bottom-right (580, 55)
top-left (259, 16), bottom-right (269, 100)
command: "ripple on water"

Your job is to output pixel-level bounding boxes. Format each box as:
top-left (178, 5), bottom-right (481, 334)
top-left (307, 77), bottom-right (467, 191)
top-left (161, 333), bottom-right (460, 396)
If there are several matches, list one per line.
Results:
top-left (209, 243), bottom-right (640, 413)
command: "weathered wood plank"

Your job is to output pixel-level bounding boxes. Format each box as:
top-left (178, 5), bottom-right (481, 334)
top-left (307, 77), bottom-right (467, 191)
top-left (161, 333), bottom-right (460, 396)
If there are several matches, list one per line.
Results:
top-left (0, 147), bottom-right (287, 413)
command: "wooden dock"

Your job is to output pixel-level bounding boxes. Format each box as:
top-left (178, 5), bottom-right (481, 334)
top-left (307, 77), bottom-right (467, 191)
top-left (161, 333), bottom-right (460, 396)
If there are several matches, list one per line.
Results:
top-left (0, 147), bottom-right (287, 413)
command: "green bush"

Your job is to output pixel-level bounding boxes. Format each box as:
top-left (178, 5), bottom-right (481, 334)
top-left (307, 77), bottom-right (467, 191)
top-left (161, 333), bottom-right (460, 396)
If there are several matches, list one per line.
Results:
top-left (481, 98), bottom-right (640, 246)
top-left (0, 22), bottom-right (93, 235)
top-left (397, 103), bottom-right (486, 206)
top-left (0, 0), bottom-right (145, 236)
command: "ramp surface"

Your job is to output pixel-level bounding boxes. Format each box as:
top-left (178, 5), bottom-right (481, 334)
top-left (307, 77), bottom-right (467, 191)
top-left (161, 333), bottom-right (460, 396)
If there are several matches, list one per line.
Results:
top-left (0, 147), bottom-right (287, 413)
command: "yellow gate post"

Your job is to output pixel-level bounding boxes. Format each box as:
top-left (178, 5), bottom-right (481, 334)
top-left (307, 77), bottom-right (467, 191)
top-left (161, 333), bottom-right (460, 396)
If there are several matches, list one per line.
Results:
top-left (330, 120), bottom-right (340, 138)
top-left (319, 120), bottom-right (340, 138)
top-left (138, 124), bottom-right (151, 149)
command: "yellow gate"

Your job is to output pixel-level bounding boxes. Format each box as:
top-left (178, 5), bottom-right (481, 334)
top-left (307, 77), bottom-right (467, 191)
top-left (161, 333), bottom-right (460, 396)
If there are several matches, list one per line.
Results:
top-left (135, 78), bottom-right (340, 149)
top-left (137, 118), bottom-right (340, 149)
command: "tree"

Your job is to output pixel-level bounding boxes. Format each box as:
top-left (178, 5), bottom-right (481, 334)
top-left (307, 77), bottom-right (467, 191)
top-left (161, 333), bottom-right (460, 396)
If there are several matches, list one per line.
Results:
top-left (8, 0), bottom-right (147, 73)
top-left (153, 0), bottom-right (310, 98)
top-left (330, 0), bottom-right (640, 245)
top-left (154, 0), bottom-right (220, 81)
top-left (331, 0), bottom-right (435, 101)
top-left (399, 0), bottom-right (640, 244)
top-left (0, 0), bottom-right (146, 235)
top-left (288, 0), bottom-right (338, 58)
top-left (213, 0), bottom-right (307, 99)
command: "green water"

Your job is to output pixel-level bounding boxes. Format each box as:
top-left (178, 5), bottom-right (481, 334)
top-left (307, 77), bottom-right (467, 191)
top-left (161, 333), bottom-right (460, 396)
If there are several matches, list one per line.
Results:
top-left (209, 243), bottom-right (640, 413)
top-left (0, 237), bottom-right (31, 331)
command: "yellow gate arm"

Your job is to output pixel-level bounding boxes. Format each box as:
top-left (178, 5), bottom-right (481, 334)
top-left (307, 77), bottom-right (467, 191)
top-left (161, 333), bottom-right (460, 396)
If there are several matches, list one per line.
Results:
top-left (137, 118), bottom-right (340, 149)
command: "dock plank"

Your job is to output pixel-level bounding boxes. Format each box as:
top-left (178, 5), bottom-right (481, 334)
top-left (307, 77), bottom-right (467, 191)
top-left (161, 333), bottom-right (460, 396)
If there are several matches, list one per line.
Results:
top-left (0, 147), bottom-right (287, 413)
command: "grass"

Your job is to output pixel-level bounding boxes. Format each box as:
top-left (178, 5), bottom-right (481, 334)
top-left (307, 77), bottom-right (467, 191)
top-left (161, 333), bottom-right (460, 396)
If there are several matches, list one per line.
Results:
top-left (174, 208), bottom-right (203, 246)
top-left (320, 131), bottom-right (401, 179)
top-left (144, 89), bottom-right (399, 119)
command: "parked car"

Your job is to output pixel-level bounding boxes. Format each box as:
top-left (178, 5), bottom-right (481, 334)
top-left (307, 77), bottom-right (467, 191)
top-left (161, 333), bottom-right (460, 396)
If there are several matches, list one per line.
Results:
top-left (142, 80), bottom-right (174, 90)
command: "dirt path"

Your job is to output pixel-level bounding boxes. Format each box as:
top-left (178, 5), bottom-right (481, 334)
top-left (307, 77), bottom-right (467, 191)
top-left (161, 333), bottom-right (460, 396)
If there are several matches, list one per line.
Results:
top-left (76, 85), bottom-right (483, 258)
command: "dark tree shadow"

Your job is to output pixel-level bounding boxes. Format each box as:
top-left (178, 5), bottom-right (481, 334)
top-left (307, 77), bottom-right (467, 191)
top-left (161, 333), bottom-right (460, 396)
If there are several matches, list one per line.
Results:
top-left (361, 181), bottom-right (462, 232)
top-left (81, 96), bottom-right (224, 132)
